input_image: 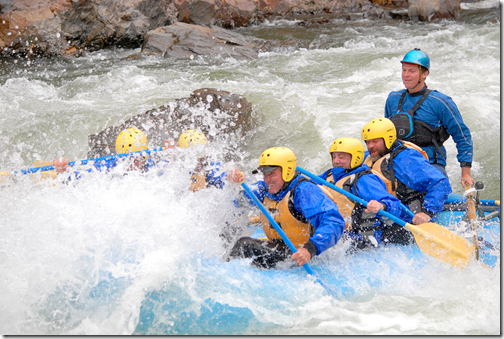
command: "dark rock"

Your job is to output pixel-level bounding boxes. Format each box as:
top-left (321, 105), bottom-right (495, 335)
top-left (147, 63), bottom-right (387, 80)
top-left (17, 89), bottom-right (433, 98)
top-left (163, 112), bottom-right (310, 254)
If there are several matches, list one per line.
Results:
top-left (140, 22), bottom-right (269, 59)
top-left (408, 0), bottom-right (460, 21)
top-left (87, 88), bottom-right (258, 159)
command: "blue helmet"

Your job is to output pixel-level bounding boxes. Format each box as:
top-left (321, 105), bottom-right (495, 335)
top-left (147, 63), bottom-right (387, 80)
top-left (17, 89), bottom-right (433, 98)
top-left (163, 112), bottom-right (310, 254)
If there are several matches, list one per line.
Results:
top-left (401, 49), bottom-right (430, 71)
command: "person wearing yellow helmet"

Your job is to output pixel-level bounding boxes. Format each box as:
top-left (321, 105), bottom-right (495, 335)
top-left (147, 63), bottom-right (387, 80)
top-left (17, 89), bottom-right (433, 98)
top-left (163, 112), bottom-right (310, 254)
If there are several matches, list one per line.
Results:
top-left (53, 128), bottom-right (164, 181)
top-left (318, 137), bottom-right (410, 247)
top-left (171, 129), bottom-right (227, 192)
top-left (177, 129), bottom-right (208, 149)
top-left (114, 128), bottom-right (151, 172)
top-left (226, 147), bottom-right (345, 269)
top-left (385, 48), bottom-right (474, 188)
top-left (361, 118), bottom-right (452, 226)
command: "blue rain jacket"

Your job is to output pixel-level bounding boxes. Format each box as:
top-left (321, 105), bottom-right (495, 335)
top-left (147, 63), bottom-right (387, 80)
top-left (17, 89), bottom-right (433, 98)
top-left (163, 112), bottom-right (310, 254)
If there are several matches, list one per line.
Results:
top-left (385, 87), bottom-right (473, 167)
top-left (244, 174), bottom-right (345, 255)
top-left (319, 165), bottom-right (403, 219)
top-left (387, 141), bottom-right (452, 222)
top-left (192, 160), bottom-right (227, 189)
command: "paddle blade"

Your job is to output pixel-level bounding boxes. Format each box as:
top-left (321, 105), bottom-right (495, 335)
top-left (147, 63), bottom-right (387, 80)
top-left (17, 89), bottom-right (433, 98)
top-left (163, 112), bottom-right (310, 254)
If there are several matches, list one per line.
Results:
top-left (405, 222), bottom-right (474, 268)
top-left (32, 161), bottom-right (57, 183)
top-left (0, 171), bottom-right (12, 184)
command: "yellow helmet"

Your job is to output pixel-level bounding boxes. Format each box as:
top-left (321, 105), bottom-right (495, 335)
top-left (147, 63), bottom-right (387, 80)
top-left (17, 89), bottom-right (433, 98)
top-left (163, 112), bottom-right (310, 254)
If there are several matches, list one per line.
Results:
top-left (258, 147), bottom-right (297, 182)
top-left (329, 137), bottom-right (365, 168)
top-left (178, 129), bottom-right (208, 149)
top-left (115, 128), bottom-right (149, 155)
top-left (361, 118), bottom-right (397, 149)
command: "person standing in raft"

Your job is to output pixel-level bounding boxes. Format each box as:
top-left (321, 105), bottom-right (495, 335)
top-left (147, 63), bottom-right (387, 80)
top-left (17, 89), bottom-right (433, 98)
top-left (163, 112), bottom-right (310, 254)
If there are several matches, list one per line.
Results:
top-left (385, 48), bottom-right (474, 188)
top-left (361, 118), bottom-right (452, 225)
top-left (319, 137), bottom-right (412, 247)
top-left (226, 147), bottom-right (345, 269)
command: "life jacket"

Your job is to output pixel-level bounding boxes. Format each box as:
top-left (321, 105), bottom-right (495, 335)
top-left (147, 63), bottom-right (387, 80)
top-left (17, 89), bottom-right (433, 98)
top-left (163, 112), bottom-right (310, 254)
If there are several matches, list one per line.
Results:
top-left (260, 178), bottom-right (336, 248)
top-left (364, 141), bottom-right (428, 214)
top-left (389, 88), bottom-right (450, 164)
top-left (189, 172), bottom-right (207, 192)
top-left (189, 158), bottom-right (210, 192)
top-left (324, 170), bottom-right (387, 235)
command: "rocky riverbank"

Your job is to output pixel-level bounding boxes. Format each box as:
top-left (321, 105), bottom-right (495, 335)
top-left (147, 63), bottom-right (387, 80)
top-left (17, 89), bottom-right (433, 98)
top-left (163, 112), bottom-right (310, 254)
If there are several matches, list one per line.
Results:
top-left (0, 0), bottom-right (470, 58)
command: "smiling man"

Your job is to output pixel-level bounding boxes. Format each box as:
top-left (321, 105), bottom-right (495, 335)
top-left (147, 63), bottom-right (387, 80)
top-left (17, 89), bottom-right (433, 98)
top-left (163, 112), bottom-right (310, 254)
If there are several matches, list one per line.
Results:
top-left (362, 118), bottom-right (452, 226)
top-left (384, 48), bottom-right (474, 188)
top-left (226, 147), bottom-right (345, 269)
top-left (318, 137), bottom-right (409, 248)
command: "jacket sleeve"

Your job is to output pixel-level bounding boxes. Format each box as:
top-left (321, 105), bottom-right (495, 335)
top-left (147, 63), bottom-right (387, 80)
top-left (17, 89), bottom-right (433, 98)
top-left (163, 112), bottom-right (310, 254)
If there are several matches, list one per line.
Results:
top-left (393, 149), bottom-right (452, 215)
top-left (293, 181), bottom-right (345, 255)
top-left (355, 174), bottom-right (403, 218)
top-left (430, 93), bottom-right (474, 165)
top-left (241, 180), bottom-right (267, 205)
top-left (206, 162), bottom-right (227, 189)
top-left (384, 90), bottom-right (403, 118)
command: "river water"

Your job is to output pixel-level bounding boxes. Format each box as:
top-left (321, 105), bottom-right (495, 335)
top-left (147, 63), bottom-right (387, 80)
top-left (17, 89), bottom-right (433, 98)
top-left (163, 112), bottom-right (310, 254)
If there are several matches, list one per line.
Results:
top-left (0, 2), bottom-right (500, 335)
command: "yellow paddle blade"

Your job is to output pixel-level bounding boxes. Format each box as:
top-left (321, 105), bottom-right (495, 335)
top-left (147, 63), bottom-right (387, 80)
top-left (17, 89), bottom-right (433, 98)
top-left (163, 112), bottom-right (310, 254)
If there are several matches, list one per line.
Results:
top-left (32, 161), bottom-right (57, 184)
top-left (405, 222), bottom-right (475, 269)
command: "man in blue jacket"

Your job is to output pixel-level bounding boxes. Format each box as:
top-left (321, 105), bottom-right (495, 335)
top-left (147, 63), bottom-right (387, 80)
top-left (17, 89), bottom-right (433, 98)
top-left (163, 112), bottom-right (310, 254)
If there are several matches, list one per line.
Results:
top-left (319, 137), bottom-right (412, 247)
top-left (362, 118), bottom-right (452, 225)
top-left (384, 48), bottom-right (474, 188)
top-left (227, 147), bottom-right (345, 269)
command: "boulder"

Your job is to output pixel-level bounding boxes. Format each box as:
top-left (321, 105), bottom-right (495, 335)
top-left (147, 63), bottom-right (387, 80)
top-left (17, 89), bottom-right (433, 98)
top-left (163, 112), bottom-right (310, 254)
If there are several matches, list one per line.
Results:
top-left (87, 88), bottom-right (258, 159)
top-left (0, 0), bottom-right (73, 56)
top-left (407, 0), bottom-right (460, 21)
top-left (0, 0), bottom-right (178, 56)
top-left (0, 0), bottom-right (470, 57)
top-left (140, 22), bottom-right (269, 59)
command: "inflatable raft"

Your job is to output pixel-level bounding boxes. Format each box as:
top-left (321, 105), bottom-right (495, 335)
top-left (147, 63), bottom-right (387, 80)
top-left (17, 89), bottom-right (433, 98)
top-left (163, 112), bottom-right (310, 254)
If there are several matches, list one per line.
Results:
top-left (132, 192), bottom-right (499, 335)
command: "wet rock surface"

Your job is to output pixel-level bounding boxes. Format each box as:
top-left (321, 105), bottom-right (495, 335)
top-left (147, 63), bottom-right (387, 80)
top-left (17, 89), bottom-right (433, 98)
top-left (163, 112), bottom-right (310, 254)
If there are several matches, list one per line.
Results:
top-left (87, 88), bottom-right (257, 159)
top-left (0, 0), bottom-right (471, 58)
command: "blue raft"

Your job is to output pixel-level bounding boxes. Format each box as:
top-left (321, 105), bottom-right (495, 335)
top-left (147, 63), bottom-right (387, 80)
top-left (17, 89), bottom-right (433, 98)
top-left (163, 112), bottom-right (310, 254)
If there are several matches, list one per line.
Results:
top-left (132, 193), bottom-right (499, 335)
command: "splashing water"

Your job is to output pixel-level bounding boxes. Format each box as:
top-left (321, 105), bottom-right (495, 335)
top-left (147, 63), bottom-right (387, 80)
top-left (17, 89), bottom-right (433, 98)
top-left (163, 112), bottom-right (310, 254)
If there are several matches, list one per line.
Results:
top-left (0, 11), bottom-right (500, 335)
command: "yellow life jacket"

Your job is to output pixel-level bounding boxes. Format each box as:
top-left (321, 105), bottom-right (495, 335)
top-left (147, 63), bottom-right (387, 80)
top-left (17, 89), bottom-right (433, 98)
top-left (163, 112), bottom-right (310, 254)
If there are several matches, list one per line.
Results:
top-left (189, 172), bottom-right (207, 192)
top-left (364, 140), bottom-right (428, 196)
top-left (260, 180), bottom-right (337, 248)
top-left (325, 173), bottom-right (354, 231)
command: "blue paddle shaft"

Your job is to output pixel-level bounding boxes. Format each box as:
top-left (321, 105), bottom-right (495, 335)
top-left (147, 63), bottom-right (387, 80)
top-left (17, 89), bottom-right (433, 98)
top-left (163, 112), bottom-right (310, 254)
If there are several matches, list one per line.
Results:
top-left (296, 166), bottom-right (409, 228)
top-left (240, 182), bottom-right (314, 273)
top-left (240, 182), bottom-right (339, 298)
top-left (14, 147), bottom-right (165, 175)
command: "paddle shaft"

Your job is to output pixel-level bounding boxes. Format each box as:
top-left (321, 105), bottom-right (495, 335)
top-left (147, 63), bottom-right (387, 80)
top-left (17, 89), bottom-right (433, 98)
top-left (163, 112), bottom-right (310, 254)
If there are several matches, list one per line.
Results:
top-left (296, 166), bottom-right (410, 228)
top-left (12, 147), bottom-right (165, 176)
top-left (240, 182), bottom-right (339, 298)
top-left (296, 166), bottom-right (475, 268)
top-left (464, 183), bottom-right (480, 261)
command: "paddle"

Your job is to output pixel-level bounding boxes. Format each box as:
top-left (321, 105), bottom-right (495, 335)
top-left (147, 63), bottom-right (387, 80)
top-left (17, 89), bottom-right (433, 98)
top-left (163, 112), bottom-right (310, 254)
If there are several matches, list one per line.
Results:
top-left (6, 147), bottom-right (165, 177)
top-left (240, 181), bottom-right (339, 299)
top-left (464, 182), bottom-right (480, 261)
top-left (296, 166), bottom-right (475, 269)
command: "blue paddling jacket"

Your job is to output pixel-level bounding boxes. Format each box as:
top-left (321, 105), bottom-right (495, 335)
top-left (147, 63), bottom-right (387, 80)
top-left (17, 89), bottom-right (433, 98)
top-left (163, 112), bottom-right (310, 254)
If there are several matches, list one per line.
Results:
top-left (319, 165), bottom-right (403, 219)
top-left (244, 173), bottom-right (345, 256)
top-left (367, 141), bottom-right (452, 223)
top-left (385, 87), bottom-right (473, 167)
